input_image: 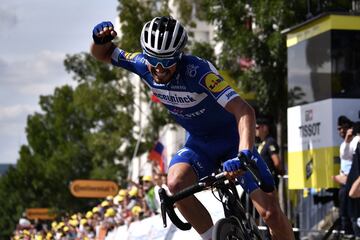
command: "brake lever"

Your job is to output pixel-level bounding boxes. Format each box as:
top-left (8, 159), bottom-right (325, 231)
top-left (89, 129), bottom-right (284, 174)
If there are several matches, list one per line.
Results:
top-left (158, 188), bottom-right (168, 228)
top-left (158, 187), bottom-right (192, 230)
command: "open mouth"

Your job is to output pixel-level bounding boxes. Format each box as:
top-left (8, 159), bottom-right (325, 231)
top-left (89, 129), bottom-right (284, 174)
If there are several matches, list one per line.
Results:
top-left (150, 67), bottom-right (171, 82)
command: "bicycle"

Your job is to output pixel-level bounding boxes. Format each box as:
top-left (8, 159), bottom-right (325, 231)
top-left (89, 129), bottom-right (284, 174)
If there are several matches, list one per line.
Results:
top-left (158, 153), bottom-right (274, 240)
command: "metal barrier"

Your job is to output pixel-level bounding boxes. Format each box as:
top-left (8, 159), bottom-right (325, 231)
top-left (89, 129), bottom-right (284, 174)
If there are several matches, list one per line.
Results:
top-left (242, 175), bottom-right (339, 239)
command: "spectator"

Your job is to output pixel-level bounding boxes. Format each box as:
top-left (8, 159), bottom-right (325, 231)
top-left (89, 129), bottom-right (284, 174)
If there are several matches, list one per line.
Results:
top-left (12, 177), bottom-right (173, 239)
top-left (142, 175), bottom-right (159, 215)
top-left (255, 116), bottom-right (284, 188)
top-left (102, 208), bottom-right (117, 232)
top-left (332, 115), bottom-right (354, 235)
top-left (333, 116), bottom-right (354, 184)
top-left (18, 217), bottom-right (32, 230)
top-left (126, 186), bottom-right (139, 210)
top-left (154, 173), bottom-right (170, 209)
top-left (131, 205), bottom-right (144, 221)
top-left (345, 121), bottom-right (360, 237)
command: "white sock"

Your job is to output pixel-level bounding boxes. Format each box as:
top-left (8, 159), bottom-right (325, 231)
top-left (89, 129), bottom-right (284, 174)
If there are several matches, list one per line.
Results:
top-left (200, 225), bottom-right (213, 240)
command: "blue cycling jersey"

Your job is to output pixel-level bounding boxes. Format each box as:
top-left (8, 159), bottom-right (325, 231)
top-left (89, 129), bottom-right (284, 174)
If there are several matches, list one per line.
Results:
top-left (110, 48), bottom-right (275, 193)
top-left (111, 48), bottom-right (239, 137)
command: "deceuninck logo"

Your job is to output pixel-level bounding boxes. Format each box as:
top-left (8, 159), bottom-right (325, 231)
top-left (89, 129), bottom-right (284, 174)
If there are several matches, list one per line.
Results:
top-left (151, 88), bottom-right (207, 108)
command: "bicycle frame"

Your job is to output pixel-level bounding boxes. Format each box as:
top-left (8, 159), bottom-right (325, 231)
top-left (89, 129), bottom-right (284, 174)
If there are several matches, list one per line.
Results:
top-left (158, 152), bottom-right (274, 231)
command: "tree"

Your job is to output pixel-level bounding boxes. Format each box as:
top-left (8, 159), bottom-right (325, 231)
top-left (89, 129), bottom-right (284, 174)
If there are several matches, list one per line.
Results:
top-left (190, 0), bottom-right (354, 145)
top-left (116, 0), bottom-right (175, 145)
top-left (0, 1), bottom-right (178, 237)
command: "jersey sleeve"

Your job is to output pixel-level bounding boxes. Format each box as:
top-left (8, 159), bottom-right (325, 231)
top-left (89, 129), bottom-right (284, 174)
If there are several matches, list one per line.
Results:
top-left (267, 138), bottom-right (280, 155)
top-left (110, 48), bottom-right (148, 77)
top-left (198, 60), bottom-right (239, 107)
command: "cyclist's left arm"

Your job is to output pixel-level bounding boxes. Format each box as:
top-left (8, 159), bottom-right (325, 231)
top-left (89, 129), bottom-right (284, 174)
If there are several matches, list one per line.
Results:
top-left (197, 58), bottom-right (256, 152)
top-left (90, 21), bottom-right (147, 76)
top-left (225, 97), bottom-right (256, 152)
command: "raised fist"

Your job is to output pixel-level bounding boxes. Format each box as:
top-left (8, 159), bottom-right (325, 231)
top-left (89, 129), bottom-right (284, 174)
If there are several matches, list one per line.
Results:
top-left (92, 21), bottom-right (117, 45)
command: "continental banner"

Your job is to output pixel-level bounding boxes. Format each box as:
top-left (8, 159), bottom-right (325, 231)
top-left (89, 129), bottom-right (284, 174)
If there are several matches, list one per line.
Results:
top-left (26, 208), bottom-right (56, 220)
top-left (70, 179), bottom-right (118, 198)
top-left (287, 98), bottom-right (360, 189)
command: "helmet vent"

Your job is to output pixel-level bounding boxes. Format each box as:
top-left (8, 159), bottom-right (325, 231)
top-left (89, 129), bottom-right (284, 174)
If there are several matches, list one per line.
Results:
top-left (173, 27), bottom-right (183, 50)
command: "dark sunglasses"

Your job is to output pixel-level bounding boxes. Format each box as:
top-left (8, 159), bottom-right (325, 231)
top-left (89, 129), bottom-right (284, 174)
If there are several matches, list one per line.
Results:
top-left (144, 54), bottom-right (181, 69)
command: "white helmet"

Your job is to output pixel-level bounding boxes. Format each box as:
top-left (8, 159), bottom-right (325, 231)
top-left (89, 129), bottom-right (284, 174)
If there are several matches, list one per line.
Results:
top-left (140, 16), bottom-right (187, 58)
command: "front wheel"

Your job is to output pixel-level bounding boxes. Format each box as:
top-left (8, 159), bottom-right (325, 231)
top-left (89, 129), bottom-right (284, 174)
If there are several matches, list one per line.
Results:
top-left (213, 217), bottom-right (247, 240)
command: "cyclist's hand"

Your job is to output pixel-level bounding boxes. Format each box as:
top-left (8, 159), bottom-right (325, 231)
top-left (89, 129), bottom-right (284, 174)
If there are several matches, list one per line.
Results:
top-left (223, 150), bottom-right (252, 179)
top-left (223, 159), bottom-right (243, 180)
top-left (92, 21), bottom-right (117, 45)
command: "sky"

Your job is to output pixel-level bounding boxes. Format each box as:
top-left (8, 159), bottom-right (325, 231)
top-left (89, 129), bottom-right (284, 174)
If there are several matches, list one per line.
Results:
top-left (0, 0), bottom-right (118, 164)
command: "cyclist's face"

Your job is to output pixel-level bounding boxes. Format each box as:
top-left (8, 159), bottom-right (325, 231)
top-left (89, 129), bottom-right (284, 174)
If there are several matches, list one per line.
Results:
top-left (147, 63), bottom-right (177, 84)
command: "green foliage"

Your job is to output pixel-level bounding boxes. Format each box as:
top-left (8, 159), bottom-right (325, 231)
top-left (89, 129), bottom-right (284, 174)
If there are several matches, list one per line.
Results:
top-left (180, 0), bottom-right (353, 161)
top-left (190, 42), bottom-right (217, 67)
top-left (0, 62), bottom-right (138, 237)
top-left (188, 0), bottom-right (352, 121)
top-left (192, 0), bottom-right (303, 120)
top-left (117, 0), bottom-right (171, 52)
top-left (116, 0), bottom-right (175, 144)
top-left (0, 2), bottom-right (178, 237)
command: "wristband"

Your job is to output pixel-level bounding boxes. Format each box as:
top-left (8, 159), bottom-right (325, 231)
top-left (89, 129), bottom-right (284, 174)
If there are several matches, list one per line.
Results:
top-left (92, 33), bottom-right (114, 45)
top-left (240, 149), bottom-right (252, 160)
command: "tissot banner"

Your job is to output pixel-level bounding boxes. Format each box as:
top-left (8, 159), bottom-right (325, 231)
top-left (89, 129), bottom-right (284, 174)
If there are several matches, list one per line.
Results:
top-left (287, 98), bottom-right (360, 189)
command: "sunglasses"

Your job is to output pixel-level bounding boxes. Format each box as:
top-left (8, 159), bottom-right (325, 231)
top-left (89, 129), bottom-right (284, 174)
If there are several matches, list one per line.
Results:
top-left (144, 54), bottom-right (181, 69)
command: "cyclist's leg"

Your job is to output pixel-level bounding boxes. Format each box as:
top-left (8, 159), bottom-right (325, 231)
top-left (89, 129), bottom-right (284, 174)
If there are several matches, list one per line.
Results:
top-left (167, 162), bottom-right (213, 234)
top-left (167, 134), bottom-right (237, 238)
top-left (250, 190), bottom-right (294, 240)
top-left (167, 147), bottom-right (215, 237)
top-left (237, 148), bottom-right (294, 240)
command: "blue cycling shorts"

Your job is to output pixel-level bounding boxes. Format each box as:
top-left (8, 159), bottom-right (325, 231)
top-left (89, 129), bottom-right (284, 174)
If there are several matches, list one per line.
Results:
top-left (168, 134), bottom-right (275, 194)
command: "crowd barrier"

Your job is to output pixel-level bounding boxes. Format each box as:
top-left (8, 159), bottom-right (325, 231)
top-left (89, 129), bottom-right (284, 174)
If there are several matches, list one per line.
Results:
top-left (105, 189), bottom-right (234, 240)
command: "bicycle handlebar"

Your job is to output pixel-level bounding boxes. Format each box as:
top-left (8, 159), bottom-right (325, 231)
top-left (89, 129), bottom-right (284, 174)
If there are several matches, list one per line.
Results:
top-left (159, 153), bottom-right (274, 230)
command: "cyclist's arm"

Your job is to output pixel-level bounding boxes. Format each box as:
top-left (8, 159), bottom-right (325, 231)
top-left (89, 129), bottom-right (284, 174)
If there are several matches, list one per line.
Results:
top-left (91, 42), bottom-right (116, 63)
top-left (267, 139), bottom-right (284, 174)
top-left (225, 96), bottom-right (256, 151)
top-left (271, 153), bottom-right (284, 175)
top-left (196, 59), bottom-right (256, 151)
top-left (91, 41), bottom-right (148, 77)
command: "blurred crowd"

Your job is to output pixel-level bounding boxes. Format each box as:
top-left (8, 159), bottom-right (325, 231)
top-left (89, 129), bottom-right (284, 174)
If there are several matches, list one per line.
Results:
top-left (332, 117), bottom-right (360, 237)
top-left (11, 173), bottom-right (169, 240)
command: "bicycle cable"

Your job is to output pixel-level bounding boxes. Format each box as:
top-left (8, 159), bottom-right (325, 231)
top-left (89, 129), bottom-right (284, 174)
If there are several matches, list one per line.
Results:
top-left (211, 186), bottom-right (222, 203)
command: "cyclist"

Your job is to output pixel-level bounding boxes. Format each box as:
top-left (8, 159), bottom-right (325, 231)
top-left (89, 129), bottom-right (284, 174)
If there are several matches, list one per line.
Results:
top-left (91, 16), bottom-right (294, 240)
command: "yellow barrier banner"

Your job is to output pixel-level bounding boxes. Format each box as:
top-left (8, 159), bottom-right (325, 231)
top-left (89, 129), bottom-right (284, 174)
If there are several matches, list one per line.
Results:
top-left (288, 146), bottom-right (339, 189)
